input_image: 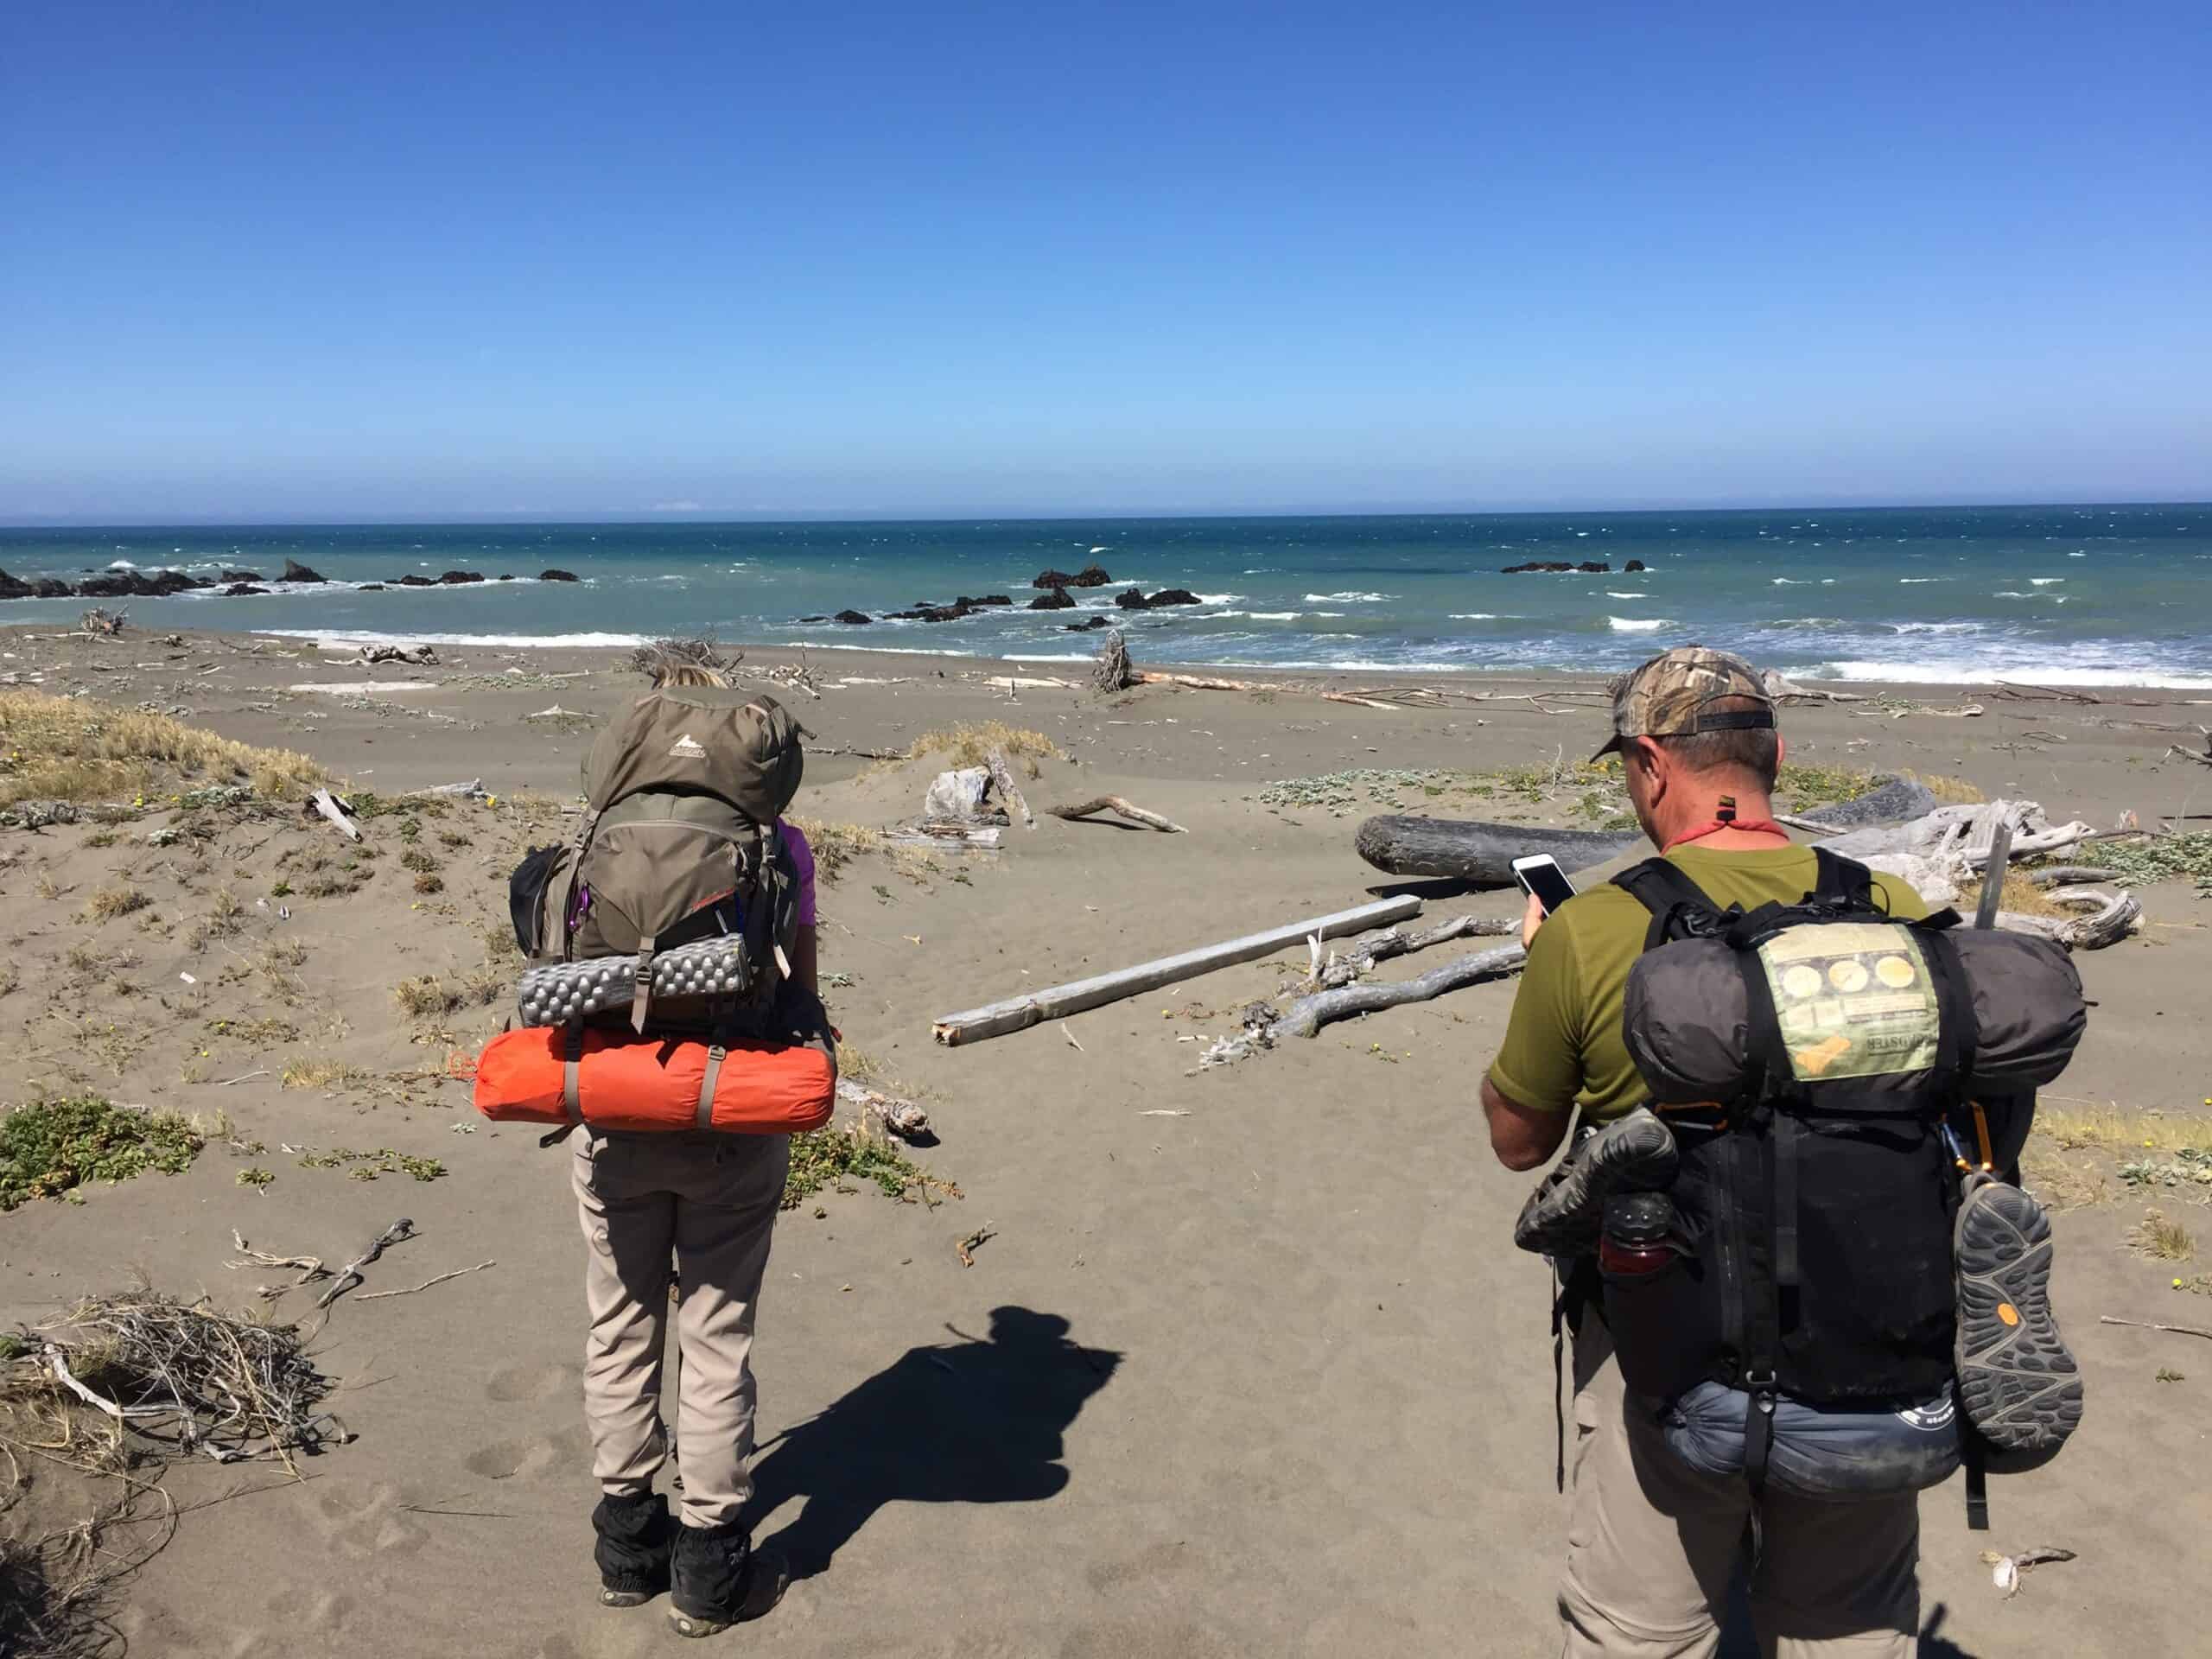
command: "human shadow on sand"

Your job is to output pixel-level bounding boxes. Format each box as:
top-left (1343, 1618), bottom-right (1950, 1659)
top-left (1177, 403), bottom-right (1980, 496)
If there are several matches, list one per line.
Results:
top-left (742, 1306), bottom-right (1121, 1580)
top-left (1716, 1586), bottom-right (1980, 1657)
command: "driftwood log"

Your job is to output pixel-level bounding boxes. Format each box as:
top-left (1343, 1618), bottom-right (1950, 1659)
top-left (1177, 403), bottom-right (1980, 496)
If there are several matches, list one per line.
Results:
top-left (1995, 890), bottom-right (2142, 950)
top-left (1791, 774), bottom-right (1937, 830)
top-left (1355, 816), bottom-right (1642, 886)
top-left (1049, 795), bottom-right (1188, 834)
top-left (1093, 630), bottom-right (1134, 694)
top-left (1306, 912), bottom-right (1519, 990)
top-left (931, 894), bottom-right (1422, 1045)
top-left (1274, 942), bottom-right (1526, 1039)
top-left (985, 747), bottom-right (1034, 829)
top-left (308, 788), bottom-right (363, 842)
top-left (1820, 800), bottom-right (2094, 871)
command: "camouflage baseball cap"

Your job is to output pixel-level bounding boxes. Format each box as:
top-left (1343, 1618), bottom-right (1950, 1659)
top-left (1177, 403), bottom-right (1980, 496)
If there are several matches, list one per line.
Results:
top-left (1591, 646), bottom-right (1776, 763)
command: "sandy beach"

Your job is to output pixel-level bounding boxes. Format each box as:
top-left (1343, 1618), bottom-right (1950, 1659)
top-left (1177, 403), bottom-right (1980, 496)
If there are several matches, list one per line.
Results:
top-left (3, 620), bottom-right (2209, 1658)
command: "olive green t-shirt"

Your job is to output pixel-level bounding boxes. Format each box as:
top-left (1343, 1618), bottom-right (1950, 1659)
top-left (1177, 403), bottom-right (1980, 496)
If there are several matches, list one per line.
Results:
top-left (1487, 845), bottom-right (1929, 1124)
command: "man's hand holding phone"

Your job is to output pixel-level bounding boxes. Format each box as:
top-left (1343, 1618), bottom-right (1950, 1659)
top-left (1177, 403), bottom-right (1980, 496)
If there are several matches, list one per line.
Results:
top-left (1510, 855), bottom-right (1577, 950)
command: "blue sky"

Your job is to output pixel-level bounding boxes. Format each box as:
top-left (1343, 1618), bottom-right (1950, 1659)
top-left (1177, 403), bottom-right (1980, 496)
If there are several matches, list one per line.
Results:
top-left (4, 0), bottom-right (2207, 521)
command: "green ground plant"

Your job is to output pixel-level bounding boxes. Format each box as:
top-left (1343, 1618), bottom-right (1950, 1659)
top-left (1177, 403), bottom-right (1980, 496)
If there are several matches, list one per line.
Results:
top-left (0, 1097), bottom-right (204, 1211)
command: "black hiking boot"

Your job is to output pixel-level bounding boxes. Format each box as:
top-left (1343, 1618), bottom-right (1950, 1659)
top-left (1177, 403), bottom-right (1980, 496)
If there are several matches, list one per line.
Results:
top-left (668, 1520), bottom-right (788, 1638)
top-left (1954, 1174), bottom-right (2083, 1461)
top-left (592, 1491), bottom-right (672, 1608)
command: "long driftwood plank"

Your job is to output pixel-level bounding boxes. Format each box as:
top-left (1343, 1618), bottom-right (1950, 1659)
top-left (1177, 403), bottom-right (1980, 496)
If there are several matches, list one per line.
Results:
top-left (1274, 942), bottom-right (1527, 1039)
top-left (931, 895), bottom-right (1422, 1046)
top-left (1355, 816), bottom-right (1641, 886)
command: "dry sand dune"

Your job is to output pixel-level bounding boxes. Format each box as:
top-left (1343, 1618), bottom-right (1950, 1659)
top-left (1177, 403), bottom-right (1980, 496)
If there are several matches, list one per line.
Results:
top-left (2, 623), bottom-right (2209, 1656)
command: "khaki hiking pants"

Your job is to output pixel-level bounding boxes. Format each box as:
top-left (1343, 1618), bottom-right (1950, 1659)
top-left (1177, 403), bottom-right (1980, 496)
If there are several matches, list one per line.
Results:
top-left (1560, 1322), bottom-right (1919, 1659)
top-left (572, 1128), bottom-right (787, 1529)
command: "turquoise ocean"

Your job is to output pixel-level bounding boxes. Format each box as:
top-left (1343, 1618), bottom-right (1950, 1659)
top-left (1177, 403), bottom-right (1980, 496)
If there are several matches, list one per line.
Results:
top-left (3, 505), bottom-right (2209, 687)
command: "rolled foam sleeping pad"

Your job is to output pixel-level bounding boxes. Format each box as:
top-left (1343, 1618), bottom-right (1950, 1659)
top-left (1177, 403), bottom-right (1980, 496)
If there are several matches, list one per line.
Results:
top-left (1660, 1380), bottom-right (1961, 1498)
top-left (1624, 925), bottom-right (2085, 1103)
top-left (516, 938), bottom-right (762, 1027)
top-left (474, 1026), bottom-right (834, 1135)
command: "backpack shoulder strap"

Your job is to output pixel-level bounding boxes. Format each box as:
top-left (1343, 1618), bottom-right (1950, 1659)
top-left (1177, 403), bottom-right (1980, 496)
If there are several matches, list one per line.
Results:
top-left (1809, 846), bottom-right (1876, 908)
top-left (1612, 856), bottom-right (1723, 950)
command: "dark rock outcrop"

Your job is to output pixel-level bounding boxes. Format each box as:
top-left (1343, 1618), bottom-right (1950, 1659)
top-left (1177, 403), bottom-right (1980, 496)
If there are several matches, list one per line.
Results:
top-left (221, 569), bottom-right (265, 583)
top-left (1028, 588), bottom-right (1076, 610)
top-left (393, 575), bottom-right (436, 587)
top-left (1578, 561), bottom-right (1610, 574)
top-left (953, 594), bottom-right (1012, 608)
top-left (221, 583), bottom-right (270, 596)
top-left (1502, 560), bottom-right (1611, 575)
top-left (0, 569), bottom-right (34, 601)
top-left (78, 568), bottom-right (206, 598)
top-left (1064, 615), bottom-right (1110, 632)
top-left (1116, 587), bottom-right (1203, 610)
top-left (1033, 564), bottom-right (1111, 589)
top-left (358, 583), bottom-right (385, 592)
top-left (834, 610), bottom-right (873, 626)
top-left (281, 559), bottom-right (326, 583)
top-left (437, 570), bottom-right (486, 585)
top-left (539, 569), bottom-right (580, 582)
top-left (29, 577), bottom-right (73, 598)
top-left (1624, 559), bottom-right (1647, 573)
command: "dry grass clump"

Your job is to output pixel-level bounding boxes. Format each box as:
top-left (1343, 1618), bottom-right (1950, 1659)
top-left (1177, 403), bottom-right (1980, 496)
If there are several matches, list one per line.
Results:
top-left (2037, 1103), bottom-right (2212, 1156)
top-left (81, 884), bottom-right (148, 923)
top-left (392, 968), bottom-right (505, 1020)
top-left (785, 817), bottom-right (882, 881)
top-left (2021, 1144), bottom-right (2109, 1211)
top-left (279, 1058), bottom-right (367, 1090)
top-left (0, 689), bottom-right (327, 809)
top-left (2127, 1208), bottom-right (2196, 1262)
top-left (1905, 772), bottom-right (1986, 805)
top-left (1965, 869), bottom-right (2070, 920)
top-left (900, 722), bottom-right (1067, 778)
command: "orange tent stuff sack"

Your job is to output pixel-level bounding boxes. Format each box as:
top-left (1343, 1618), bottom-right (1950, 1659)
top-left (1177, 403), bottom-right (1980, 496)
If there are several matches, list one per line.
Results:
top-left (474, 1026), bottom-right (836, 1135)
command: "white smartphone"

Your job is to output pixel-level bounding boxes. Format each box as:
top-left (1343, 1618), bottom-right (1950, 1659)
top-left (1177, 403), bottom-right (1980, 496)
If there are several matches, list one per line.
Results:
top-left (1511, 854), bottom-right (1578, 916)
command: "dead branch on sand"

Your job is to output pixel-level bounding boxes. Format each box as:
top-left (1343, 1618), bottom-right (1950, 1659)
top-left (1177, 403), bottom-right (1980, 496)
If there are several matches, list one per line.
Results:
top-left (2100, 1315), bottom-right (2212, 1341)
top-left (354, 1261), bottom-right (496, 1301)
top-left (315, 1217), bottom-right (417, 1311)
top-left (836, 1077), bottom-right (931, 1141)
top-left (1048, 795), bottom-right (1188, 834)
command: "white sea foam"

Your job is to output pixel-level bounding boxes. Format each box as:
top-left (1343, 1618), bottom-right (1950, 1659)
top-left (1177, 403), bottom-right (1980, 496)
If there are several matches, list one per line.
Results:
top-left (106, 559), bottom-right (138, 570)
top-left (1609, 617), bottom-right (1669, 632)
top-left (1448, 613), bottom-right (1502, 620)
top-left (1798, 659), bottom-right (2212, 690)
top-left (2030, 578), bottom-right (2066, 586)
top-left (1249, 612), bottom-right (1299, 620)
top-left (1605, 591), bottom-right (1647, 600)
top-left (1889, 622), bottom-right (1980, 635)
top-left (266, 628), bottom-right (651, 650)
top-left (1303, 591), bottom-right (1391, 603)
top-left (1771, 577), bottom-right (1807, 585)
top-left (1898, 577), bottom-right (1942, 584)
top-left (1194, 594), bottom-right (1242, 606)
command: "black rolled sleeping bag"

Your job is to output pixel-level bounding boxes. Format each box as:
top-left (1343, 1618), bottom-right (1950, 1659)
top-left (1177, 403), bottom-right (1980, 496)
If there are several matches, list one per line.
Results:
top-left (1660, 1381), bottom-right (1962, 1499)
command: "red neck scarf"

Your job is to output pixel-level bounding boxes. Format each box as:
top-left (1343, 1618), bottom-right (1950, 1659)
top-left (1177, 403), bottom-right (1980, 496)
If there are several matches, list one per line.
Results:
top-left (1662, 818), bottom-right (1791, 854)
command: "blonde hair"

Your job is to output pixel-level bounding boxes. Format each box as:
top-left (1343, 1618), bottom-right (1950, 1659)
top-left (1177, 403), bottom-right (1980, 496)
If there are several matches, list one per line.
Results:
top-left (654, 662), bottom-right (729, 689)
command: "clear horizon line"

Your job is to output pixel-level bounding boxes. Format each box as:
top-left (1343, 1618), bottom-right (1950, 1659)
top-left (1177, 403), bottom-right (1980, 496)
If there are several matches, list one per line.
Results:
top-left (5, 491), bottom-right (2210, 531)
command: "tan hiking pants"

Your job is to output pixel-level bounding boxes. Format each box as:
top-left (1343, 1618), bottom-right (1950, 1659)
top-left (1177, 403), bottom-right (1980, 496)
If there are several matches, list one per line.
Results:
top-left (572, 1128), bottom-right (787, 1529)
top-left (1559, 1323), bottom-right (1920, 1659)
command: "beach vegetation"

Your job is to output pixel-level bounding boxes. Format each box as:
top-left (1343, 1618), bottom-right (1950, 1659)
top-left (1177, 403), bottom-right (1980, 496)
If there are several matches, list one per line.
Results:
top-left (279, 1058), bottom-right (367, 1090)
top-left (2128, 1209), bottom-right (2196, 1262)
top-left (1966, 869), bottom-right (2070, 919)
top-left (294, 1145), bottom-right (445, 1181)
top-left (2092, 832), bottom-right (2212, 896)
top-left (784, 1123), bottom-right (957, 1210)
top-left (2037, 1102), bottom-right (2212, 1159)
top-left (391, 968), bottom-right (505, 1020)
top-left (82, 883), bottom-right (148, 922)
top-left (898, 721), bottom-right (1067, 777)
top-left (0, 1096), bottom-right (204, 1211)
top-left (0, 689), bottom-right (326, 810)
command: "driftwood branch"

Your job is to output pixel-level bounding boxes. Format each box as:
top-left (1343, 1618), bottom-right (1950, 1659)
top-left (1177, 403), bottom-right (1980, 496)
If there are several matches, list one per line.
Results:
top-left (2026, 866), bottom-right (2116, 887)
top-left (315, 1218), bottom-right (417, 1310)
top-left (1049, 795), bottom-right (1188, 834)
top-left (985, 747), bottom-right (1034, 829)
top-left (1306, 913), bottom-right (1519, 989)
top-left (1994, 891), bottom-right (2142, 950)
top-left (931, 895), bottom-right (1423, 1045)
top-left (354, 1261), bottom-right (496, 1301)
top-left (2100, 1315), bottom-right (2212, 1341)
top-left (1272, 942), bottom-right (1526, 1039)
top-left (307, 788), bottom-right (362, 842)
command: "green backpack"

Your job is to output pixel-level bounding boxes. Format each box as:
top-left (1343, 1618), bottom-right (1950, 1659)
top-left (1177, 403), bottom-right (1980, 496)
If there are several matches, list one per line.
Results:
top-left (515, 688), bottom-right (805, 1034)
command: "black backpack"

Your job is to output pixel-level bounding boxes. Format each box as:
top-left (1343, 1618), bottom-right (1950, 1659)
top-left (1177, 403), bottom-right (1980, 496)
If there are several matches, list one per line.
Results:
top-left (1595, 849), bottom-right (2081, 1510)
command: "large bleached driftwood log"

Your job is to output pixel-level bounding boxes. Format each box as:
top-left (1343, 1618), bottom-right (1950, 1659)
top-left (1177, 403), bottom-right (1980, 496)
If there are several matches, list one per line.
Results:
top-left (1274, 942), bottom-right (1527, 1039)
top-left (1355, 816), bottom-right (1643, 886)
top-left (1819, 799), bottom-right (2094, 870)
top-left (931, 894), bottom-right (1422, 1045)
top-left (1996, 890), bottom-right (2143, 950)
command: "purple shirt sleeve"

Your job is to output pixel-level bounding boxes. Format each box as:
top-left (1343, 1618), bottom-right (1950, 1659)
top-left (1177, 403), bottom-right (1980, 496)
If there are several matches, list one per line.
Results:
top-left (778, 819), bottom-right (818, 927)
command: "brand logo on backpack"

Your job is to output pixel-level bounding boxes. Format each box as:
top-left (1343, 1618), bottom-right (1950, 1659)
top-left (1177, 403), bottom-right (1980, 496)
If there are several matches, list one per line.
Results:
top-left (668, 734), bottom-right (706, 760)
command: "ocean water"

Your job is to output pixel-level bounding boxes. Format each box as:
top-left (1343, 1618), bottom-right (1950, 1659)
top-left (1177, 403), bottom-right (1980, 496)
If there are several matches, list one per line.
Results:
top-left (3, 505), bottom-right (2209, 687)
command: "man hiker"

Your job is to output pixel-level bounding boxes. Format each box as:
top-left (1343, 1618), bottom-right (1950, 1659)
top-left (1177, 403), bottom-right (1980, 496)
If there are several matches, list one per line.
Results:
top-left (1483, 647), bottom-right (1944, 1656)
